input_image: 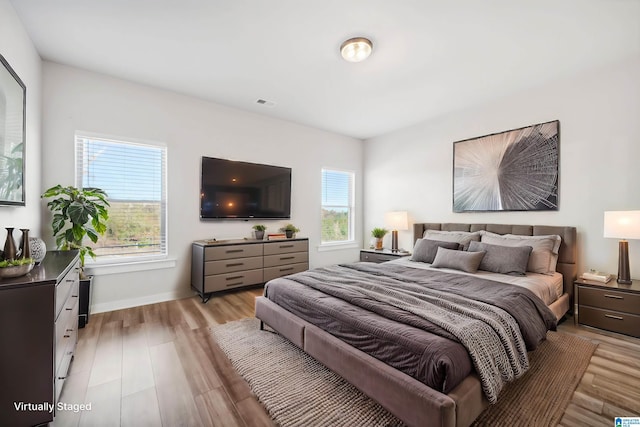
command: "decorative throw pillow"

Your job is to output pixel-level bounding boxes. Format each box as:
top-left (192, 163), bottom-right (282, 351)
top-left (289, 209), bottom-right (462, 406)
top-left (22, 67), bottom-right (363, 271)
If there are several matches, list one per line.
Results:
top-left (431, 247), bottom-right (486, 273)
top-left (468, 241), bottom-right (532, 276)
top-left (411, 239), bottom-right (460, 264)
top-left (423, 230), bottom-right (481, 250)
top-left (480, 232), bottom-right (561, 275)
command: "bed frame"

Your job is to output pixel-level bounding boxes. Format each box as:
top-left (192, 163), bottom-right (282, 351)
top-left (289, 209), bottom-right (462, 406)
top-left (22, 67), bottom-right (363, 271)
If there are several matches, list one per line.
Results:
top-left (255, 222), bottom-right (577, 427)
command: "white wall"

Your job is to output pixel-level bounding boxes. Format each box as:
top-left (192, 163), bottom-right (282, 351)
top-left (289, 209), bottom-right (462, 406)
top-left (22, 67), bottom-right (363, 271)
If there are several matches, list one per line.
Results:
top-left (0, 0), bottom-right (42, 242)
top-left (364, 56), bottom-right (640, 278)
top-left (42, 62), bottom-right (363, 312)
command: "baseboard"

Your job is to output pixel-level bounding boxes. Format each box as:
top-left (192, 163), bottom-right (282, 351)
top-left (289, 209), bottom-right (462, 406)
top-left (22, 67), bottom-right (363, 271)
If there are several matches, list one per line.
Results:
top-left (91, 289), bottom-right (195, 314)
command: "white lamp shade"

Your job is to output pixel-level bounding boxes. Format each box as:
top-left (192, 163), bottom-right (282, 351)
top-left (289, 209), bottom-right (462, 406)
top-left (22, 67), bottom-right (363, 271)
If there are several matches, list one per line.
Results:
top-left (384, 211), bottom-right (409, 231)
top-left (604, 211), bottom-right (640, 240)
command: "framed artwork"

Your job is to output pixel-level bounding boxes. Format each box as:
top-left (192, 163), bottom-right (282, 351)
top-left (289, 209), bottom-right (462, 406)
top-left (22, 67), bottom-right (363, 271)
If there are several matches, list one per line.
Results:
top-left (453, 120), bottom-right (559, 212)
top-left (0, 53), bottom-right (26, 206)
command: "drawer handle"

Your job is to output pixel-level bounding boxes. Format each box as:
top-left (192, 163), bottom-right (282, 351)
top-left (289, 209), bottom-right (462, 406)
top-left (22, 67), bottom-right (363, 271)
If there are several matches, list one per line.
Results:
top-left (58, 376), bottom-right (67, 380)
top-left (605, 314), bottom-right (624, 320)
top-left (226, 249), bottom-right (244, 254)
top-left (66, 328), bottom-right (73, 332)
top-left (226, 275), bottom-right (244, 281)
top-left (65, 308), bottom-right (73, 311)
top-left (604, 294), bottom-right (624, 300)
top-left (225, 282), bottom-right (243, 287)
top-left (66, 279), bottom-right (75, 283)
top-left (280, 256), bottom-right (295, 260)
top-left (226, 262), bottom-right (244, 267)
top-left (279, 267), bottom-right (294, 272)
top-left (72, 295), bottom-right (78, 298)
top-left (64, 334), bottom-right (70, 338)
top-left (279, 244), bottom-right (294, 248)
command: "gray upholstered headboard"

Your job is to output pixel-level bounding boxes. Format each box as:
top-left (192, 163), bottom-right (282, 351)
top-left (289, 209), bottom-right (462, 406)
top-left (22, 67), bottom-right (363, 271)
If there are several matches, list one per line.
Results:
top-left (413, 222), bottom-right (577, 300)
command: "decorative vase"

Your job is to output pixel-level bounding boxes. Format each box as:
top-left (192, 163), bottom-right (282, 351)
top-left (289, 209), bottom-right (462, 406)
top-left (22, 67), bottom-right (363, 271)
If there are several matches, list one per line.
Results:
top-left (254, 230), bottom-right (265, 240)
top-left (29, 237), bottom-right (47, 264)
top-left (19, 229), bottom-right (30, 259)
top-left (3, 227), bottom-right (17, 261)
top-left (375, 237), bottom-right (383, 250)
top-left (285, 230), bottom-right (294, 239)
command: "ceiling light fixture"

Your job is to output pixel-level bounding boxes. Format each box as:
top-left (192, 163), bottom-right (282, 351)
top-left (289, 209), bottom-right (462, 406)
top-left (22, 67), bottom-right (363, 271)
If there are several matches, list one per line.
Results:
top-left (340, 37), bottom-right (373, 62)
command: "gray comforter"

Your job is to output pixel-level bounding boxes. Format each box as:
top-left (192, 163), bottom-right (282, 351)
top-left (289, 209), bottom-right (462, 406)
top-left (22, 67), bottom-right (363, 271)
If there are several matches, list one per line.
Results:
top-left (264, 262), bottom-right (557, 403)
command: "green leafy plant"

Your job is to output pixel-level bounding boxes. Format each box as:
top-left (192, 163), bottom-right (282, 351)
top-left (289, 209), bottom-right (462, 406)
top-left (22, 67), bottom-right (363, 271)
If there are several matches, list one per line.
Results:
top-left (41, 185), bottom-right (110, 267)
top-left (371, 227), bottom-right (388, 238)
top-left (252, 224), bottom-right (267, 231)
top-left (279, 224), bottom-right (300, 233)
top-left (0, 258), bottom-right (33, 268)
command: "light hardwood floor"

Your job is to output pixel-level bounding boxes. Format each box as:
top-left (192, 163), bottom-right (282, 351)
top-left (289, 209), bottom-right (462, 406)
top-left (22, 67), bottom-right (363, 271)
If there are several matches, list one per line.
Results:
top-left (53, 288), bottom-right (639, 427)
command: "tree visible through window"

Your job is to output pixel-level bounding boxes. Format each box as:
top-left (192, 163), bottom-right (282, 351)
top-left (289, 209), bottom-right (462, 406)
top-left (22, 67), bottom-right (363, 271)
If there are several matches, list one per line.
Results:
top-left (76, 135), bottom-right (167, 259)
top-left (321, 169), bottom-right (354, 243)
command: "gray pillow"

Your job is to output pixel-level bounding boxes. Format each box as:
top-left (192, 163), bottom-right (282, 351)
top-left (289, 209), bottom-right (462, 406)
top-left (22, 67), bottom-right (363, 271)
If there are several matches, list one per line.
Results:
top-left (431, 247), bottom-right (486, 273)
top-left (423, 230), bottom-right (481, 250)
top-left (480, 232), bottom-right (561, 274)
top-left (468, 241), bottom-right (532, 276)
top-left (411, 239), bottom-right (460, 263)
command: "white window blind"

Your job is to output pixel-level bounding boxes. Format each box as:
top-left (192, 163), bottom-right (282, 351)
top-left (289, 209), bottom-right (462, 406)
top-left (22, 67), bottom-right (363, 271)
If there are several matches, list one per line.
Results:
top-left (75, 134), bottom-right (167, 260)
top-left (321, 168), bottom-right (354, 243)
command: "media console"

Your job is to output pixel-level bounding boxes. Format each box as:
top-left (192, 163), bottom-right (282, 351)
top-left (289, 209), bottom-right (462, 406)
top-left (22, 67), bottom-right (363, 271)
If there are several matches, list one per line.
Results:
top-left (191, 238), bottom-right (309, 302)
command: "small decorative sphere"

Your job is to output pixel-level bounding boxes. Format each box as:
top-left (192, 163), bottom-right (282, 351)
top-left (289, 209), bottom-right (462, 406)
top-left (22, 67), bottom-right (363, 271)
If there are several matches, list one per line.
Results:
top-left (29, 237), bottom-right (47, 264)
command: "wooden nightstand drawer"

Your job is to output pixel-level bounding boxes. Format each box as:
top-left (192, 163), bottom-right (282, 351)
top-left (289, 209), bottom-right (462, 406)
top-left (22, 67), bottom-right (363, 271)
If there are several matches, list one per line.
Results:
top-left (579, 286), bottom-right (640, 315)
top-left (579, 306), bottom-right (640, 338)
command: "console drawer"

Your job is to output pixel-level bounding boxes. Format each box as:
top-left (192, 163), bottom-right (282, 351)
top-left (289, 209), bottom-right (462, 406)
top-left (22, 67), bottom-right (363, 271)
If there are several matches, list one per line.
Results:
top-left (264, 252), bottom-right (309, 268)
top-left (55, 263), bottom-right (79, 319)
top-left (205, 256), bottom-right (263, 275)
top-left (264, 262), bottom-right (308, 282)
top-left (579, 305), bottom-right (640, 338)
top-left (204, 269), bottom-right (263, 293)
top-left (264, 240), bottom-right (308, 255)
top-left (205, 244), bottom-right (263, 261)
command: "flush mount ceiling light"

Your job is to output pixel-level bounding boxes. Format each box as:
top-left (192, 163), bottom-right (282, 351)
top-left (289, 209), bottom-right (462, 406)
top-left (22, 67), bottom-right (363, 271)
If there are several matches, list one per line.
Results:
top-left (340, 37), bottom-right (373, 62)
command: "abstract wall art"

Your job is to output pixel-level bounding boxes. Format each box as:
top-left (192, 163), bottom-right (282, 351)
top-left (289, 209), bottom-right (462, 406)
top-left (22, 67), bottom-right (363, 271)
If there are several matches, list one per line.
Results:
top-left (453, 120), bottom-right (559, 212)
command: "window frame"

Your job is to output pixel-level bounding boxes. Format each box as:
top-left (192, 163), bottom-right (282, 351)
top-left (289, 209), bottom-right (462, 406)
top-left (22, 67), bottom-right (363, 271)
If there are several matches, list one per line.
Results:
top-left (75, 131), bottom-right (169, 266)
top-left (320, 167), bottom-right (356, 248)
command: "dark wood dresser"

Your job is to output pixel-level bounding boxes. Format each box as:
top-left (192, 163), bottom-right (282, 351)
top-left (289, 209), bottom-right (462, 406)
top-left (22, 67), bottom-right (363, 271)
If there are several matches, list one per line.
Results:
top-left (574, 277), bottom-right (640, 338)
top-left (0, 251), bottom-right (80, 426)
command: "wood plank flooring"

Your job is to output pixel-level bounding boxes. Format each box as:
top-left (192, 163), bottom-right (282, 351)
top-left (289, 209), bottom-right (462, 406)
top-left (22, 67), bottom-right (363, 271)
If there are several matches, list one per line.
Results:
top-left (53, 288), bottom-right (639, 427)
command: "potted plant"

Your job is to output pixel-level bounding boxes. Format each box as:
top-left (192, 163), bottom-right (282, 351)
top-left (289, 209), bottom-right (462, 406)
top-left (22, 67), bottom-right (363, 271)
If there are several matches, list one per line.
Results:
top-left (42, 185), bottom-right (110, 328)
top-left (253, 224), bottom-right (267, 240)
top-left (371, 227), bottom-right (388, 250)
top-left (280, 224), bottom-right (300, 239)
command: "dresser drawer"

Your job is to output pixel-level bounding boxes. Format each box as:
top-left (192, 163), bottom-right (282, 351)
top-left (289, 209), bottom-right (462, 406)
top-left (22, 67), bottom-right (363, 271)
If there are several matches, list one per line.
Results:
top-left (264, 252), bottom-right (309, 268)
top-left (205, 244), bottom-right (263, 261)
top-left (579, 286), bottom-right (640, 315)
top-left (264, 240), bottom-right (308, 255)
top-left (55, 263), bottom-right (79, 319)
top-left (55, 288), bottom-right (79, 372)
top-left (204, 269), bottom-right (264, 293)
top-left (205, 256), bottom-right (263, 275)
top-left (264, 262), bottom-right (309, 282)
top-left (579, 305), bottom-right (640, 338)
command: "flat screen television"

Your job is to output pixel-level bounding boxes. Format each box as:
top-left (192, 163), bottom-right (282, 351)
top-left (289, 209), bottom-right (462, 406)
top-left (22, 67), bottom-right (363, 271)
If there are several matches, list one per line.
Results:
top-left (200, 156), bottom-right (292, 219)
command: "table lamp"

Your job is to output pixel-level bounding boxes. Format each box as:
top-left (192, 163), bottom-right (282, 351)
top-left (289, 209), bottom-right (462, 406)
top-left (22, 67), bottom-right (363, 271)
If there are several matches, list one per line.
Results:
top-left (604, 210), bottom-right (640, 284)
top-left (385, 211), bottom-right (409, 252)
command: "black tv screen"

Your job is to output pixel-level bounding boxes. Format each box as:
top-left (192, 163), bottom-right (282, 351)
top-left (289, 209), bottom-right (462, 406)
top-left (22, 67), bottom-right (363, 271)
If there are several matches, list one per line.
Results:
top-left (200, 157), bottom-right (292, 219)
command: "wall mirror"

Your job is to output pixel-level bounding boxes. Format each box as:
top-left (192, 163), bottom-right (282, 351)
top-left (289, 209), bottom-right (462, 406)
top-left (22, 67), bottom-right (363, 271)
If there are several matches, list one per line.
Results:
top-left (0, 53), bottom-right (26, 206)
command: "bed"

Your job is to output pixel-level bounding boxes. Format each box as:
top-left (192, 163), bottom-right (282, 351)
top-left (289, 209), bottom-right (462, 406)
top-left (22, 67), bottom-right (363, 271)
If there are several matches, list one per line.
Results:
top-left (255, 222), bottom-right (577, 427)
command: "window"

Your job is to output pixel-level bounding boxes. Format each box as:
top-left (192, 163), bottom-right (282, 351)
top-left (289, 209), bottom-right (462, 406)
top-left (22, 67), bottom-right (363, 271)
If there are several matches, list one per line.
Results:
top-left (76, 134), bottom-right (167, 261)
top-left (321, 168), bottom-right (354, 244)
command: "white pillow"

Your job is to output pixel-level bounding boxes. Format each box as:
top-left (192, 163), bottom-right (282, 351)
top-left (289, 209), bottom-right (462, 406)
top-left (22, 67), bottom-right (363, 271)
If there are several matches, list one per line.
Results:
top-left (423, 230), bottom-right (481, 250)
top-left (480, 232), bottom-right (561, 275)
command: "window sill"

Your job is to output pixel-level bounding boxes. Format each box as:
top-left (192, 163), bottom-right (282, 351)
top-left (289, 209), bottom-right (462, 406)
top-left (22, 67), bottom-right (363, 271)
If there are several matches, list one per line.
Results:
top-left (317, 242), bottom-right (359, 252)
top-left (84, 257), bottom-right (177, 276)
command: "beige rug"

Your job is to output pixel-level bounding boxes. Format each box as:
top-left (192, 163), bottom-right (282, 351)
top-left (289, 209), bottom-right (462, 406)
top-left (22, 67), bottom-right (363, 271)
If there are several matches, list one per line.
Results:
top-left (210, 318), bottom-right (596, 427)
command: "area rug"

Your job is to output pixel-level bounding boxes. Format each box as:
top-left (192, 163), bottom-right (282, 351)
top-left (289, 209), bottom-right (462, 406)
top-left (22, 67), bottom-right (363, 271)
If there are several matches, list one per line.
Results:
top-left (210, 318), bottom-right (597, 427)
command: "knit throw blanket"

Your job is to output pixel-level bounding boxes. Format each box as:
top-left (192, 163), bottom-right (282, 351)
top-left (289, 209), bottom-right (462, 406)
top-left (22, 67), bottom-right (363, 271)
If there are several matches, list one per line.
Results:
top-left (287, 264), bottom-right (530, 403)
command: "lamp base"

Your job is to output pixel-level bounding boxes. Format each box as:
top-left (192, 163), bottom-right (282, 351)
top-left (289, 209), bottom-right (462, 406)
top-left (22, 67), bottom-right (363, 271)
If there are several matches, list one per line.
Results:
top-left (391, 230), bottom-right (399, 252)
top-left (617, 240), bottom-right (632, 284)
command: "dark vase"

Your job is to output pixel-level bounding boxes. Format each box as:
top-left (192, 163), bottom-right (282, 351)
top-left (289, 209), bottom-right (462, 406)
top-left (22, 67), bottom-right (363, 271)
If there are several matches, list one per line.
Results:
top-left (19, 229), bottom-right (30, 259)
top-left (3, 227), bottom-right (17, 261)
top-left (285, 230), bottom-right (294, 238)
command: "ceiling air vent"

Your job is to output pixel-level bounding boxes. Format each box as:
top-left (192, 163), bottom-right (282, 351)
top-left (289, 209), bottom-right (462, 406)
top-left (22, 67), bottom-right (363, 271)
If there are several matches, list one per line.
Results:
top-left (256, 98), bottom-right (276, 107)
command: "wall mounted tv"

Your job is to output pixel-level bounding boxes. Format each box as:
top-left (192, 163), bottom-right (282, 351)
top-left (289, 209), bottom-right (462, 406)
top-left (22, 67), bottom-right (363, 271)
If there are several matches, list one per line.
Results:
top-left (200, 156), bottom-right (292, 219)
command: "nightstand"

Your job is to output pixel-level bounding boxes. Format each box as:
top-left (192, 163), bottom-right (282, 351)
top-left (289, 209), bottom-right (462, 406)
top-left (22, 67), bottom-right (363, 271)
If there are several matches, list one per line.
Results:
top-left (360, 248), bottom-right (411, 263)
top-left (574, 277), bottom-right (640, 338)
